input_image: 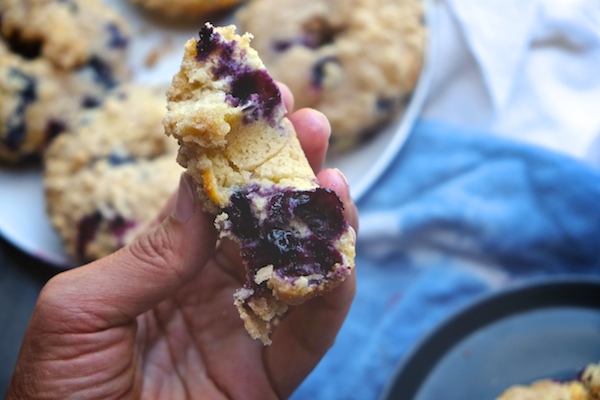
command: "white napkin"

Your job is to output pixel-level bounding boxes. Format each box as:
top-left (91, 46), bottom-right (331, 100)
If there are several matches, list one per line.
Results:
top-left (423, 0), bottom-right (600, 165)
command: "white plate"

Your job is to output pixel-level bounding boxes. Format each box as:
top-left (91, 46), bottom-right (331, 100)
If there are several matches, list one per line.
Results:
top-left (0, 0), bottom-right (435, 267)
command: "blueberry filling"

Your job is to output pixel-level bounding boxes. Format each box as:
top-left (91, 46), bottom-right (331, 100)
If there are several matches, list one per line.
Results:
top-left (227, 191), bottom-right (260, 240)
top-left (194, 25), bottom-right (282, 124)
top-left (311, 56), bottom-right (340, 89)
top-left (229, 70), bottom-right (281, 123)
top-left (76, 212), bottom-right (135, 262)
top-left (3, 68), bottom-right (37, 151)
top-left (293, 190), bottom-right (346, 238)
top-left (106, 23), bottom-right (128, 49)
top-left (195, 24), bottom-right (222, 61)
top-left (223, 187), bottom-right (346, 292)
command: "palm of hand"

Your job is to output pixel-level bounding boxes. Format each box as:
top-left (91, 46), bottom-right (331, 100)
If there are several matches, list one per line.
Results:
top-left (135, 251), bottom-right (277, 399)
top-left (20, 247), bottom-right (281, 399)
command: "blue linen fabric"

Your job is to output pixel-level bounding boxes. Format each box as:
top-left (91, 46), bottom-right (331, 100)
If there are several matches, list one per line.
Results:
top-left (291, 118), bottom-right (600, 400)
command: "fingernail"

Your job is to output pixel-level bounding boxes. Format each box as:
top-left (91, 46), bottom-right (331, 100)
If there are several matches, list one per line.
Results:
top-left (333, 168), bottom-right (353, 203)
top-left (173, 173), bottom-right (197, 222)
top-left (333, 168), bottom-right (349, 189)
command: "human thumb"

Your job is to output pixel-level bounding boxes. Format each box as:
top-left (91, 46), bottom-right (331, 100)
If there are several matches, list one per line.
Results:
top-left (39, 172), bottom-right (217, 329)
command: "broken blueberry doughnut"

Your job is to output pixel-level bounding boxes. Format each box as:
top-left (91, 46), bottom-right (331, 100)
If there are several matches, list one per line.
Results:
top-left (44, 84), bottom-right (181, 264)
top-left (0, 0), bottom-right (130, 164)
top-left (497, 362), bottom-right (600, 399)
top-left (164, 23), bottom-right (356, 345)
top-left (236, 0), bottom-right (426, 150)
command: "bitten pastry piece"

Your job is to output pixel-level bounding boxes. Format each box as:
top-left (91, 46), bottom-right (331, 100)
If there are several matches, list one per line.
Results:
top-left (496, 363), bottom-right (600, 400)
top-left (129, 0), bottom-right (243, 19)
top-left (164, 23), bottom-right (356, 345)
top-left (236, 0), bottom-right (426, 151)
top-left (44, 84), bottom-right (181, 264)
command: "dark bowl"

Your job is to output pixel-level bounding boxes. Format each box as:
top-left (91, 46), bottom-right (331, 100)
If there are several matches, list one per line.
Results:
top-left (381, 276), bottom-right (600, 400)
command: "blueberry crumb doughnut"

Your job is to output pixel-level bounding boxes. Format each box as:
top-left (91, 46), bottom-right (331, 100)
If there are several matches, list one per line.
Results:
top-left (44, 84), bottom-right (181, 264)
top-left (129, 0), bottom-right (244, 19)
top-left (496, 363), bottom-right (600, 400)
top-left (236, 0), bottom-right (426, 151)
top-left (163, 23), bottom-right (356, 345)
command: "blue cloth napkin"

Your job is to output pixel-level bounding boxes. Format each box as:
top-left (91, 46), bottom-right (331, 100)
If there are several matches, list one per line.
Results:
top-left (292, 119), bottom-right (600, 400)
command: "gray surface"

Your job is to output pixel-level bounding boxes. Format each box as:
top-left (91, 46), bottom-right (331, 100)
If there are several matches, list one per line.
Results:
top-left (0, 236), bottom-right (57, 396)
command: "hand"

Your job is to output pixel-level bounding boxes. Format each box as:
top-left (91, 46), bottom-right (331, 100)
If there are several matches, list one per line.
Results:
top-left (7, 85), bottom-right (358, 400)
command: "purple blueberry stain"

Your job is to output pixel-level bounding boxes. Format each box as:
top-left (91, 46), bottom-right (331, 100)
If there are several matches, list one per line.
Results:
top-left (227, 190), bottom-right (261, 240)
top-left (3, 68), bottom-right (37, 151)
top-left (106, 23), bottom-right (128, 49)
top-left (76, 211), bottom-right (136, 262)
top-left (311, 56), bottom-right (339, 89)
top-left (272, 40), bottom-right (293, 52)
top-left (194, 24), bottom-right (283, 125)
top-left (293, 189), bottom-right (345, 239)
top-left (108, 215), bottom-right (136, 243)
top-left (229, 70), bottom-right (281, 123)
top-left (223, 186), bottom-right (347, 291)
top-left (195, 24), bottom-right (222, 61)
top-left (76, 212), bottom-right (103, 261)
